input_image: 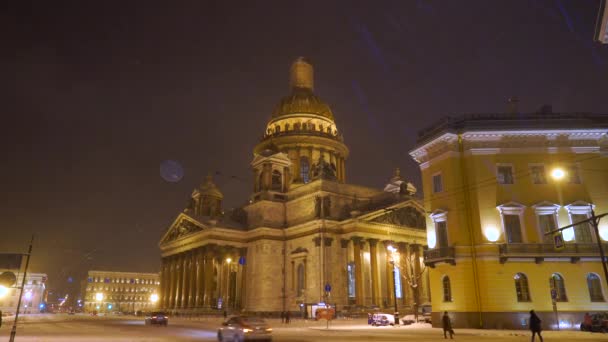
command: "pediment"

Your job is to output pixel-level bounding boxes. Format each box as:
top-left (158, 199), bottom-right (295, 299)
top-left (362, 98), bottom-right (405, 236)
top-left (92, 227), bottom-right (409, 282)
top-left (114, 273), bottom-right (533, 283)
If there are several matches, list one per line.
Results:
top-left (368, 205), bottom-right (426, 229)
top-left (160, 214), bottom-right (205, 244)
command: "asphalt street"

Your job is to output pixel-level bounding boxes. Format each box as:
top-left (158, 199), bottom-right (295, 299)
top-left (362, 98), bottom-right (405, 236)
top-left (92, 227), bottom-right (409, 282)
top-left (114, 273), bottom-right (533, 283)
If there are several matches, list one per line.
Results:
top-left (0, 314), bottom-right (607, 341)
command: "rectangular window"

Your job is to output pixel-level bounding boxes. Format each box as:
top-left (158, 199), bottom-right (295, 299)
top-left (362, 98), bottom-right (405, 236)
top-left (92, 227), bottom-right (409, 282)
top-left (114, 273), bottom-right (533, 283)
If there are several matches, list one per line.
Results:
top-left (435, 221), bottom-right (448, 248)
top-left (538, 214), bottom-right (556, 243)
top-left (572, 214), bottom-right (593, 243)
top-left (432, 173), bottom-right (443, 193)
top-left (497, 165), bottom-right (514, 184)
top-left (568, 165), bottom-right (581, 184)
top-left (504, 214), bottom-right (523, 243)
top-left (530, 165), bottom-right (547, 184)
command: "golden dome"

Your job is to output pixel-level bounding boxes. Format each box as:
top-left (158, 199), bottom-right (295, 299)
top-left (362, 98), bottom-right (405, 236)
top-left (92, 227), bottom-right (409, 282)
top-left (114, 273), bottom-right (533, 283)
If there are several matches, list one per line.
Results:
top-left (271, 88), bottom-right (334, 121)
top-left (271, 57), bottom-right (335, 121)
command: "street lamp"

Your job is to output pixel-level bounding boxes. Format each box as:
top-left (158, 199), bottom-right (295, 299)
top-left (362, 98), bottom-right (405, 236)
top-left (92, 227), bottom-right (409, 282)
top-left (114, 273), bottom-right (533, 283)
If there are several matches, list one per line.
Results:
top-left (0, 285), bottom-right (8, 298)
top-left (95, 292), bottom-right (103, 313)
top-left (150, 293), bottom-right (159, 305)
top-left (387, 245), bottom-right (400, 326)
top-left (551, 167), bottom-right (566, 181)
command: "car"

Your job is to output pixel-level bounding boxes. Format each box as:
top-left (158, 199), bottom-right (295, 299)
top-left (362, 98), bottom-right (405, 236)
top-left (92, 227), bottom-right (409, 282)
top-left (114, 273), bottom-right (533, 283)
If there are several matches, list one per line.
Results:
top-left (144, 312), bottom-right (168, 326)
top-left (371, 313), bottom-right (395, 326)
top-left (580, 312), bottom-right (608, 332)
top-left (217, 316), bottom-right (272, 342)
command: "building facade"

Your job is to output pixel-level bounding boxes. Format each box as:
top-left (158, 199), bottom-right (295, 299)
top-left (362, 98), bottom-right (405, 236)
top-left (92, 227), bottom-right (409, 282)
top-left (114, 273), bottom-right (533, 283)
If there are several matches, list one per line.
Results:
top-left (83, 270), bottom-right (160, 313)
top-left (159, 58), bottom-right (430, 316)
top-left (0, 272), bottom-right (47, 314)
top-left (410, 111), bottom-right (608, 329)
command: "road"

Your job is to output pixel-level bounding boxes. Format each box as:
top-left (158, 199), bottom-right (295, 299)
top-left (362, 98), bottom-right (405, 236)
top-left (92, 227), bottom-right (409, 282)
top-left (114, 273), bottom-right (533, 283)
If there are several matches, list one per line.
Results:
top-left (0, 314), bottom-right (606, 341)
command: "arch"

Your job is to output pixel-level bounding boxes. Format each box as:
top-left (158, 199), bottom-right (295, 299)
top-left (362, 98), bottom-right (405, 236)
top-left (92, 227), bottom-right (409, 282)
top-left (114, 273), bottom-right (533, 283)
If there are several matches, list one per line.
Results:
top-left (275, 125), bottom-right (281, 133)
top-left (442, 275), bottom-right (452, 302)
top-left (587, 273), bottom-right (605, 302)
top-left (549, 273), bottom-right (568, 302)
top-left (271, 170), bottom-right (282, 191)
top-left (294, 122), bottom-right (301, 130)
top-left (514, 273), bottom-right (531, 302)
top-left (300, 157), bottom-right (310, 183)
top-left (297, 263), bottom-right (305, 297)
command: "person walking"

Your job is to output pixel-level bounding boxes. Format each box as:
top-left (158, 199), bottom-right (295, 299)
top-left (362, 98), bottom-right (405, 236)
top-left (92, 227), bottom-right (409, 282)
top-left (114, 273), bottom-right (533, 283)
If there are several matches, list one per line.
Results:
top-left (529, 310), bottom-right (543, 342)
top-left (442, 311), bottom-right (454, 339)
top-left (280, 311), bottom-right (285, 324)
top-left (285, 311), bottom-right (291, 324)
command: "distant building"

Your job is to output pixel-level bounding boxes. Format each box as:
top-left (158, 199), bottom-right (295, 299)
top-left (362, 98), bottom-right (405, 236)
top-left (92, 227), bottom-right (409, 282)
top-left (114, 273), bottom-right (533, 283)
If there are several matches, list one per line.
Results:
top-left (83, 270), bottom-right (159, 313)
top-left (410, 111), bottom-right (608, 329)
top-left (0, 272), bottom-right (47, 314)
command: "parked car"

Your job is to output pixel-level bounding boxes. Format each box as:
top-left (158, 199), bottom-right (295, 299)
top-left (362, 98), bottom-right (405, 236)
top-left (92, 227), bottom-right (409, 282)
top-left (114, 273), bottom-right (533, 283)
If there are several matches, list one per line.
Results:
top-left (218, 316), bottom-right (272, 342)
top-left (371, 313), bottom-right (395, 326)
top-left (144, 312), bottom-right (168, 326)
top-left (580, 312), bottom-right (608, 332)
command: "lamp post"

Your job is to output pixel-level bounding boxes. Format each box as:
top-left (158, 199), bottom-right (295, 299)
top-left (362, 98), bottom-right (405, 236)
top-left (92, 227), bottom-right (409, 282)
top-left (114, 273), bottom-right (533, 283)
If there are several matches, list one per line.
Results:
top-left (387, 245), bottom-right (400, 326)
top-left (95, 292), bottom-right (103, 313)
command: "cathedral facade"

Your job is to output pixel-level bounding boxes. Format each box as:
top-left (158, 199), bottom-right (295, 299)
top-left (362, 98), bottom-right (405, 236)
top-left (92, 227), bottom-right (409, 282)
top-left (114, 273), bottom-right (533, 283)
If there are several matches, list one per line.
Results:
top-left (158, 58), bottom-right (429, 316)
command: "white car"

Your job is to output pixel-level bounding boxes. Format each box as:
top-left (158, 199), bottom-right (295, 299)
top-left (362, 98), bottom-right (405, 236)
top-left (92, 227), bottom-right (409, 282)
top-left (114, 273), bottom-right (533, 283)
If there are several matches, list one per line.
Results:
top-left (217, 316), bottom-right (272, 342)
top-left (371, 313), bottom-right (395, 326)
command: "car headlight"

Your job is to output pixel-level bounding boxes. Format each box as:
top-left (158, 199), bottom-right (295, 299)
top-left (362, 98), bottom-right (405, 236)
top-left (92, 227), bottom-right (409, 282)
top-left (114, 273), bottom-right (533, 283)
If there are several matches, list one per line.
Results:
top-left (266, 328), bottom-right (273, 332)
top-left (243, 328), bottom-right (253, 333)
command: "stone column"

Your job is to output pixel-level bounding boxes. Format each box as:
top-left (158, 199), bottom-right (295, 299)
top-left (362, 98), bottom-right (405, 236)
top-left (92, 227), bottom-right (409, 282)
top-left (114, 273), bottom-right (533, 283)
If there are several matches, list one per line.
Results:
top-left (181, 254), bottom-right (190, 309)
top-left (196, 248), bottom-right (205, 307)
top-left (159, 258), bottom-right (166, 309)
top-left (203, 249), bottom-right (214, 307)
top-left (383, 241), bottom-right (395, 308)
top-left (189, 252), bottom-right (197, 308)
top-left (262, 163), bottom-right (272, 190)
top-left (368, 239), bottom-right (380, 306)
top-left (341, 158), bottom-right (346, 182)
top-left (352, 237), bottom-right (364, 305)
top-left (174, 254), bottom-right (183, 309)
top-left (237, 247), bottom-right (247, 310)
top-left (398, 242), bottom-right (409, 306)
top-left (411, 244), bottom-right (421, 313)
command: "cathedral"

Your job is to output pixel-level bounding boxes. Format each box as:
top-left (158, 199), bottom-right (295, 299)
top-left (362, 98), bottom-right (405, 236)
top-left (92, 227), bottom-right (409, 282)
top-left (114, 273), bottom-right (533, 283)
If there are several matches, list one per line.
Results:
top-left (158, 58), bottom-right (430, 317)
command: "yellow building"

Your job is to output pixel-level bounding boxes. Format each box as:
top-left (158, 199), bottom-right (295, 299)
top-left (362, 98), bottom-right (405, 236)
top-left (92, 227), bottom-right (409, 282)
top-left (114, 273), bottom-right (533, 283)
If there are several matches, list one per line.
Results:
top-left (410, 111), bottom-right (608, 329)
top-left (83, 270), bottom-right (160, 314)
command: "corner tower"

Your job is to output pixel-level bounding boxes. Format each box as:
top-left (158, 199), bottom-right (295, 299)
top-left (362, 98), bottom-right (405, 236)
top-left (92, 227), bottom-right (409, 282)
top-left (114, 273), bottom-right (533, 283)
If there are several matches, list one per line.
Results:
top-left (253, 57), bottom-right (349, 185)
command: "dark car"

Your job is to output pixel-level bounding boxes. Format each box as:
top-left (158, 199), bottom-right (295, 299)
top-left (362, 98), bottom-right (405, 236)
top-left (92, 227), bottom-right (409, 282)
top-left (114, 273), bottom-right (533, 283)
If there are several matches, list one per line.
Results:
top-left (145, 312), bottom-right (168, 326)
top-left (217, 316), bottom-right (272, 342)
top-left (580, 312), bottom-right (608, 332)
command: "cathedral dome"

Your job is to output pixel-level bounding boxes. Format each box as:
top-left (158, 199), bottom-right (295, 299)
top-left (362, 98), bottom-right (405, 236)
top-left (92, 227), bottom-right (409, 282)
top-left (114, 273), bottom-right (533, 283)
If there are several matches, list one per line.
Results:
top-left (271, 57), bottom-right (334, 121)
top-left (271, 88), bottom-right (334, 121)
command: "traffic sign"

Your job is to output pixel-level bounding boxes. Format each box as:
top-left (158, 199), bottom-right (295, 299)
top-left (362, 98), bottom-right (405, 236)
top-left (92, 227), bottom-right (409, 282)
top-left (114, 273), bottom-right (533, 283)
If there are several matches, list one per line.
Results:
top-left (553, 232), bottom-right (565, 250)
top-left (324, 283), bottom-right (331, 292)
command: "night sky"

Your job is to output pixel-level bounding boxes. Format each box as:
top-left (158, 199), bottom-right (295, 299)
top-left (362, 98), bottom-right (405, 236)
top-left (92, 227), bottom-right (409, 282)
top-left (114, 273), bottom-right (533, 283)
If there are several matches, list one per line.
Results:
top-left (2, 1), bottom-right (607, 298)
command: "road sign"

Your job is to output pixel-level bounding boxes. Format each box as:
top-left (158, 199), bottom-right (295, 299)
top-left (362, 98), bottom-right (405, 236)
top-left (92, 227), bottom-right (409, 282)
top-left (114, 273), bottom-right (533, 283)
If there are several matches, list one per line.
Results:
top-left (324, 283), bottom-right (331, 292)
top-left (553, 231), bottom-right (565, 250)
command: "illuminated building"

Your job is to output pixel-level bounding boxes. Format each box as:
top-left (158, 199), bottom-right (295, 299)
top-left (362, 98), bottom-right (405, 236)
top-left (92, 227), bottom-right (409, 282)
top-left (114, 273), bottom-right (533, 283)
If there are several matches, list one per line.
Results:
top-left (410, 110), bottom-right (608, 329)
top-left (596, 0), bottom-right (608, 43)
top-left (0, 272), bottom-right (47, 314)
top-left (159, 58), bottom-right (429, 316)
top-left (83, 270), bottom-right (159, 313)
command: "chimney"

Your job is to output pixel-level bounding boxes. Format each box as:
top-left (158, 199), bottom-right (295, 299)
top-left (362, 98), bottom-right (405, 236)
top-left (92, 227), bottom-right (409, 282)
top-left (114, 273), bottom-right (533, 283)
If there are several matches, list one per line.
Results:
top-left (507, 96), bottom-right (519, 114)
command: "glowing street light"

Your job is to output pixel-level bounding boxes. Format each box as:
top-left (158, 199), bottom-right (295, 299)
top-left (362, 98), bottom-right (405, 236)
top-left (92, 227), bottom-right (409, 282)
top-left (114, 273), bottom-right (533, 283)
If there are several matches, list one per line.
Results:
top-left (95, 292), bottom-right (104, 302)
top-left (226, 257), bottom-right (232, 264)
top-left (0, 285), bottom-right (9, 298)
top-left (551, 168), bottom-right (566, 180)
top-left (150, 293), bottom-right (159, 303)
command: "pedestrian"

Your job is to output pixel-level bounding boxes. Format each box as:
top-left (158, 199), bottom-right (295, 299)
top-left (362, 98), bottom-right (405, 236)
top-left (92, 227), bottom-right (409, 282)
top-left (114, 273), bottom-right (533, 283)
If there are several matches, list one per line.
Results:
top-left (367, 312), bottom-right (372, 325)
top-left (442, 311), bottom-right (454, 339)
top-left (285, 310), bottom-right (291, 324)
top-left (280, 311), bottom-right (285, 324)
top-left (529, 310), bottom-right (543, 342)
top-left (223, 310), bottom-right (227, 319)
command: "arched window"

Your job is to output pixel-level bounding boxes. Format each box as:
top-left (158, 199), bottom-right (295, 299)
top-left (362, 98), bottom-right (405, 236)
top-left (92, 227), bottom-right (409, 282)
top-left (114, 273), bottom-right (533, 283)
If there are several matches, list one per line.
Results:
top-left (514, 273), bottom-right (531, 302)
top-left (550, 273), bottom-right (568, 302)
top-left (442, 276), bottom-right (452, 302)
top-left (271, 170), bottom-right (282, 191)
top-left (300, 157), bottom-right (310, 183)
top-left (297, 263), bottom-right (305, 297)
top-left (587, 273), bottom-right (605, 302)
top-left (327, 126), bottom-right (332, 134)
top-left (294, 122), bottom-right (301, 130)
top-left (275, 125), bottom-right (281, 133)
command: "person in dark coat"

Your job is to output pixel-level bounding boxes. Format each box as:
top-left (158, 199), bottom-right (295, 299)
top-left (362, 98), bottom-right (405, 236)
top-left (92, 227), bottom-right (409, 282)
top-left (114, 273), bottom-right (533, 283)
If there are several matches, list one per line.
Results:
top-left (367, 313), bottom-right (373, 325)
top-left (529, 310), bottom-right (543, 342)
top-left (280, 311), bottom-right (285, 323)
top-left (285, 311), bottom-right (291, 324)
top-left (442, 311), bottom-right (454, 339)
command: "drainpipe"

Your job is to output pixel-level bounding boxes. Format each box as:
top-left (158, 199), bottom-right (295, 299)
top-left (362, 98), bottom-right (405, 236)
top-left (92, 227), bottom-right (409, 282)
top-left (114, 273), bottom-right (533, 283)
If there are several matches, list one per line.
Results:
top-left (458, 134), bottom-right (483, 328)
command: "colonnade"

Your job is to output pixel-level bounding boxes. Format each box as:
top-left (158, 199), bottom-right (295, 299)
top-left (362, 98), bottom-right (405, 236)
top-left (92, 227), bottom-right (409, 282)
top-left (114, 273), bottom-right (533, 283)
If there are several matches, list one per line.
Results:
top-left (160, 245), bottom-right (246, 312)
top-left (342, 237), bottom-right (429, 309)
top-left (291, 146), bottom-right (346, 183)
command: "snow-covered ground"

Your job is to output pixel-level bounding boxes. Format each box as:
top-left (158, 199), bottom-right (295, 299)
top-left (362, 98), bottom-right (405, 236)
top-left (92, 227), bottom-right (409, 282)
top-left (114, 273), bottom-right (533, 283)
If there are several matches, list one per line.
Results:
top-left (0, 314), bottom-right (606, 341)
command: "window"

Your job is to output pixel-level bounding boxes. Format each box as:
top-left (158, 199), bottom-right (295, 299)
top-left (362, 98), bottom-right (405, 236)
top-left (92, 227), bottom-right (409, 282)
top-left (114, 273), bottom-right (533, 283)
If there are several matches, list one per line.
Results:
top-left (587, 273), bottom-right (605, 302)
top-left (550, 273), bottom-right (568, 302)
top-left (568, 165), bottom-right (581, 184)
top-left (432, 173), bottom-right (443, 193)
top-left (271, 170), bottom-right (282, 191)
top-left (503, 214), bottom-right (523, 243)
top-left (297, 263), bottom-right (305, 297)
top-left (572, 214), bottom-right (593, 243)
top-left (530, 165), bottom-right (547, 184)
top-left (300, 157), bottom-right (310, 183)
top-left (538, 214), bottom-right (556, 243)
top-left (430, 210), bottom-right (448, 249)
top-left (514, 273), bottom-right (531, 302)
top-left (442, 276), bottom-right (452, 302)
top-left (394, 266), bottom-right (402, 299)
top-left (347, 262), bottom-right (355, 298)
top-left (497, 165), bottom-right (514, 184)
